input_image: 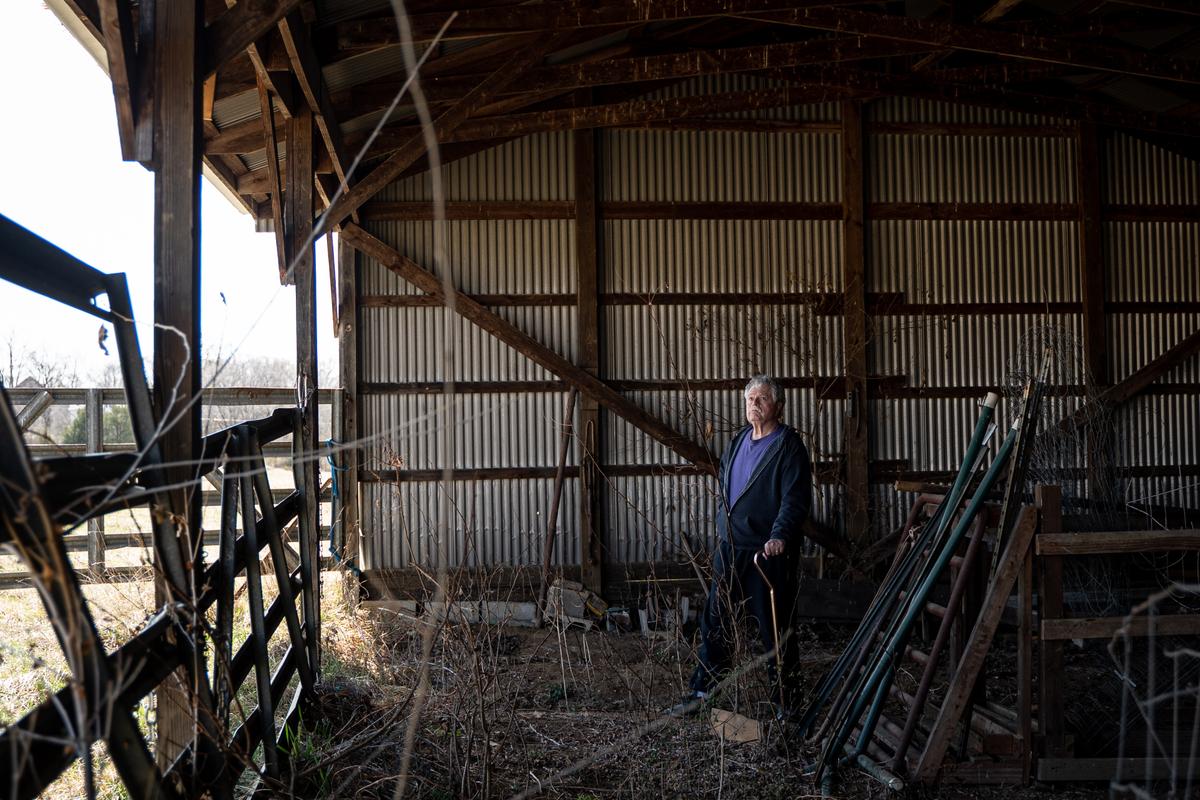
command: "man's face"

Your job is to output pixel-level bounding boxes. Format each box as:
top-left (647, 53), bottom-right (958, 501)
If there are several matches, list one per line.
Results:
top-left (745, 384), bottom-right (780, 426)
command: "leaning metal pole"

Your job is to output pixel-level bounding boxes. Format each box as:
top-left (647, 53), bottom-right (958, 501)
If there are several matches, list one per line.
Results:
top-left (798, 393), bottom-right (1000, 741)
top-left (816, 412), bottom-right (1022, 784)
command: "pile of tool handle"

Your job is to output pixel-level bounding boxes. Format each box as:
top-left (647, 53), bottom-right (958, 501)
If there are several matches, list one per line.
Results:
top-left (797, 356), bottom-right (1050, 793)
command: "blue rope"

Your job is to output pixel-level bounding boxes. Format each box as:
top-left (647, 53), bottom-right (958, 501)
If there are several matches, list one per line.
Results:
top-left (326, 438), bottom-right (361, 577)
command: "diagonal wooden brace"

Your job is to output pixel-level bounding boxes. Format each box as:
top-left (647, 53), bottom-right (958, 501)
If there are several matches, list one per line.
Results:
top-left (340, 223), bottom-right (717, 473)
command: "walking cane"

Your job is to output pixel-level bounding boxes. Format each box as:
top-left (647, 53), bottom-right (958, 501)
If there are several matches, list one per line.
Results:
top-left (753, 550), bottom-right (786, 711)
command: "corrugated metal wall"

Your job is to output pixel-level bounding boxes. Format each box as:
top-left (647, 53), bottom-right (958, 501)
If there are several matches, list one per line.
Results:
top-left (1105, 133), bottom-right (1200, 513)
top-left (354, 85), bottom-right (1200, 575)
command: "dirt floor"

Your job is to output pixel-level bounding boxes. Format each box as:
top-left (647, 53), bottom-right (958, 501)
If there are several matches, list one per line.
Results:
top-left (309, 610), bottom-right (1113, 800)
top-left (0, 579), bottom-right (1136, 799)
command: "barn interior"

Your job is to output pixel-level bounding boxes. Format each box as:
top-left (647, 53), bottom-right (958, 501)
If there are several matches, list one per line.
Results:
top-left (2, 0), bottom-right (1200, 797)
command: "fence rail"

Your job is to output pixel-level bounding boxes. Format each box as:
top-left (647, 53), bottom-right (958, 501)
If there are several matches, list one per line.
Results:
top-left (7, 385), bottom-right (339, 584)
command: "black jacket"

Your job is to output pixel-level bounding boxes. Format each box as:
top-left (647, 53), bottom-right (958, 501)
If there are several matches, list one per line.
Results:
top-left (716, 424), bottom-right (812, 552)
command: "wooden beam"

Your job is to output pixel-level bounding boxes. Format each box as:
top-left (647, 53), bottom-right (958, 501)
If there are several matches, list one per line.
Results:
top-left (205, 110), bottom-right (287, 153)
top-left (1036, 485), bottom-right (1068, 759)
top-left (97, 0), bottom-right (140, 161)
top-left (287, 104), bottom-right (321, 676)
top-left (419, 36), bottom-right (929, 102)
top-left (340, 224), bottom-right (716, 471)
top-left (841, 100), bottom-right (870, 544)
top-left (1077, 122), bottom-right (1108, 388)
top-left (575, 127), bottom-right (603, 595)
top-left (915, 505), bottom-right (1039, 781)
top-left (399, 85), bottom-right (869, 144)
top-left (1061, 326), bottom-right (1200, 432)
top-left (337, 234), bottom-right (360, 579)
top-left (781, 65), bottom-right (1200, 139)
top-left (353, 0), bottom-right (876, 45)
top-left (152, 0), bottom-right (204, 769)
top-left (323, 36), bottom-right (556, 229)
top-left (758, 7), bottom-right (1200, 86)
top-left (1042, 613), bottom-right (1200, 641)
top-left (257, 78), bottom-right (287, 281)
top-left (203, 0), bottom-right (302, 77)
top-left (1037, 529), bottom-right (1200, 555)
top-left (277, 12), bottom-right (352, 211)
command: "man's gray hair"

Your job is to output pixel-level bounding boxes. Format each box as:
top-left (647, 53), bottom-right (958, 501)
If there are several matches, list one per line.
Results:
top-left (744, 374), bottom-right (785, 408)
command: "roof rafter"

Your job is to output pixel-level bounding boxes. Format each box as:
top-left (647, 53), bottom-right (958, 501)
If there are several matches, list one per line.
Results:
top-left (203, 0), bottom-right (301, 78)
top-left (750, 6), bottom-right (1200, 85)
top-left (336, 0), bottom-right (864, 46)
top-left (332, 35), bottom-right (933, 121)
top-left (322, 33), bottom-right (559, 230)
top-left (97, 0), bottom-right (142, 161)
top-left (278, 11), bottom-right (352, 211)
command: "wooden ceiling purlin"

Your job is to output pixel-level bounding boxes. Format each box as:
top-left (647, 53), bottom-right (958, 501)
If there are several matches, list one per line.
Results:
top-left (335, 0), bottom-right (869, 47)
top-left (773, 65), bottom-right (1200, 139)
top-left (358, 84), bottom-right (873, 147)
top-left (750, 6), bottom-right (1200, 86)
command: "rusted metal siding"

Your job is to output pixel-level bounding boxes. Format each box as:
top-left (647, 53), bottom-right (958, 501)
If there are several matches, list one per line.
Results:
top-left (360, 480), bottom-right (579, 570)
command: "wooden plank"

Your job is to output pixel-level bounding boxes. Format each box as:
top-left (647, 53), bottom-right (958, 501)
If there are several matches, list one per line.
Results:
top-left (287, 104), bottom-right (322, 677)
top-left (916, 505), bottom-right (1039, 781)
top-left (1036, 485), bottom-right (1068, 759)
top-left (841, 100), bottom-right (870, 544)
top-left (1042, 613), bottom-right (1200, 641)
top-left (97, 0), bottom-right (140, 161)
top-left (277, 12), bottom-right (351, 209)
top-left (1037, 529), bottom-right (1200, 555)
top-left (761, 6), bottom-right (1200, 85)
top-left (341, 223), bottom-right (715, 471)
top-left (203, 0), bottom-right (301, 77)
top-left (323, 35), bottom-right (556, 229)
top-left (1016, 545), bottom-right (1033, 782)
top-left (350, 199), bottom-right (1158, 223)
top-left (338, 235), bottom-right (360, 576)
top-left (575, 128), bottom-right (603, 595)
top-left (257, 77), bottom-right (288, 280)
top-left (1037, 757), bottom-right (1178, 782)
top-left (429, 85), bottom-right (867, 142)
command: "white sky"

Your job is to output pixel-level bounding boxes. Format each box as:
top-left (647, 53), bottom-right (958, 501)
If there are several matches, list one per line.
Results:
top-left (0, 0), bottom-right (337, 384)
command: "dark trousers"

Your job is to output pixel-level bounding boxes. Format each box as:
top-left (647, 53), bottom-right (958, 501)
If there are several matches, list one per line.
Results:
top-left (689, 538), bottom-right (801, 704)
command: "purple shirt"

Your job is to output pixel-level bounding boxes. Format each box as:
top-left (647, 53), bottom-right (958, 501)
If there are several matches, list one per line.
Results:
top-left (728, 425), bottom-right (784, 505)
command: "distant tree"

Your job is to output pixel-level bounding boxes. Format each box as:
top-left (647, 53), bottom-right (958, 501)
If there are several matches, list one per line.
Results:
top-left (62, 404), bottom-right (134, 445)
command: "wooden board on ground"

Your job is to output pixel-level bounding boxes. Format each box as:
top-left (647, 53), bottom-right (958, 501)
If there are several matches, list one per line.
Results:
top-left (710, 708), bottom-right (761, 744)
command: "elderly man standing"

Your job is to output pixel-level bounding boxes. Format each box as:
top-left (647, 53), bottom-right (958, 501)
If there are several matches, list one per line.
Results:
top-left (679, 374), bottom-right (812, 716)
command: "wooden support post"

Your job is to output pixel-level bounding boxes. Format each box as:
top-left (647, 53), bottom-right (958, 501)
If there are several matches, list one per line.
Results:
top-left (1076, 122), bottom-right (1114, 506)
top-left (85, 388), bottom-right (106, 572)
top-left (841, 100), bottom-right (871, 544)
top-left (152, 0), bottom-right (204, 769)
top-left (1036, 485), bottom-right (1068, 758)
top-left (1016, 536), bottom-right (1034, 782)
top-left (576, 127), bottom-right (604, 595)
top-left (337, 235), bottom-right (361, 595)
top-left (287, 104), bottom-right (321, 677)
